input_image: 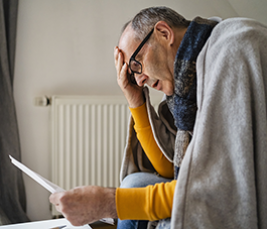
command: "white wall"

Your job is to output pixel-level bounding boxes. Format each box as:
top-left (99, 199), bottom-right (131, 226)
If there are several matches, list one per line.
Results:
top-left (13, 0), bottom-right (266, 221)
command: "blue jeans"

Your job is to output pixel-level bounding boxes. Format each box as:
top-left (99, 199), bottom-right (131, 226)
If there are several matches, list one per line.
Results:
top-left (117, 172), bottom-right (172, 229)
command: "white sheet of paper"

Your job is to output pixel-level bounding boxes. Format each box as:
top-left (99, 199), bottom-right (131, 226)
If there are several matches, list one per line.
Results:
top-left (0, 218), bottom-right (91, 229)
top-left (9, 155), bottom-right (114, 226)
top-left (9, 155), bottom-right (64, 193)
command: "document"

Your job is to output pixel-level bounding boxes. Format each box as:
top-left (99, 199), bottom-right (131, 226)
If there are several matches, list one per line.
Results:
top-left (0, 218), bottom-right (91, 229)
top-left (9, 155), bottom-right (114, 226)
top-left (9, 155), bottom-right (64, 193)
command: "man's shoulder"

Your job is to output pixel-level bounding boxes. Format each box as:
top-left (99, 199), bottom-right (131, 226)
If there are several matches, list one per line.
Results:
top-left (212, 17), bottom-right (267, 37)
top-left (206, 17), bottom-right (267, 52)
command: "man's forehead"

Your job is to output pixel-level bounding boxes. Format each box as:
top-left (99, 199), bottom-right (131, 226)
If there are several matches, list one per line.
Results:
top-left (119, 26), bottom-right (139, 62)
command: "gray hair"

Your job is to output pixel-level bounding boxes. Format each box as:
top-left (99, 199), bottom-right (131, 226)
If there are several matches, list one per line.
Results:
top-left (122, 6), bottom-right (190, 41)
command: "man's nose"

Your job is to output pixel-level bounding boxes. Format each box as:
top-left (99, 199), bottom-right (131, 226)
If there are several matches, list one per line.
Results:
top-left (135, 74), bottom-right (148, 87)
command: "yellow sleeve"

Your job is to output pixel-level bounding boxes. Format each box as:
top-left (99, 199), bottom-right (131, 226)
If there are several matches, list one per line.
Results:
top-left (116, 103), bottom-right (175, 221)
top-left (129, 103), bottom-right (173, 179)
top-left (116, 180), bottom-right (176, 221)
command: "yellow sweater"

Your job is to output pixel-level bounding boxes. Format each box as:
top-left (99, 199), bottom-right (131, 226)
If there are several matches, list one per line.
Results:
top-left (116, 103), bottom-right (177, 221)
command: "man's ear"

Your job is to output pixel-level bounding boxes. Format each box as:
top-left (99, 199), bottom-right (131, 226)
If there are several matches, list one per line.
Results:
top-left (154, 21), bottom-right (174, 46)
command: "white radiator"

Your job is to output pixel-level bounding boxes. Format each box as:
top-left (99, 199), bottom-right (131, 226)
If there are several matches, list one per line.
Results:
top-left (50, 94), bottom-right (162, 215)
top-left (51, 95), bottom-right (130, 215)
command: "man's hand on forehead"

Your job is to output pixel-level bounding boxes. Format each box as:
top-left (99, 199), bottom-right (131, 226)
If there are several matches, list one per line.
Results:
top-left (114, 46), bottom-right (145, 108)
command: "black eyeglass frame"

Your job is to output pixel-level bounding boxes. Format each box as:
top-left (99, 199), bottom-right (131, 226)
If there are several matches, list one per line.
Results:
top-left (128, 28), bottom-right (154, 84)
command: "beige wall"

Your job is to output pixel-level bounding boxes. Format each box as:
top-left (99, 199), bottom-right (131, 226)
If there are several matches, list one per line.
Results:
top-left (13, 0), bottom-right (266, 221)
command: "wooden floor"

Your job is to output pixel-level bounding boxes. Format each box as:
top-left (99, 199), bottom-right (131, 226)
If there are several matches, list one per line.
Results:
top-left (90, 221), bottom-right (117, 229)
top-left (91, 225), bottom-right (117, 229)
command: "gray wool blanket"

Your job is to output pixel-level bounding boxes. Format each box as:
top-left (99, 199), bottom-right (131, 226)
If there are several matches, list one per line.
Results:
top-left (171, 18), bottom-right (267, 228)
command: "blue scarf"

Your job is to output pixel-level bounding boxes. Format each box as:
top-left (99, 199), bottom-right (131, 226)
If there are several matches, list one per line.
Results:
top-left (167, 17), bottom-right (218, 131)
top-left (166, 17), bottom-right (218, 177)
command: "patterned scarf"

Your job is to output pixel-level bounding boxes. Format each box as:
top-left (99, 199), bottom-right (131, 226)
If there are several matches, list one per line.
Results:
top-left (166, 17), bottom-right (218, 177)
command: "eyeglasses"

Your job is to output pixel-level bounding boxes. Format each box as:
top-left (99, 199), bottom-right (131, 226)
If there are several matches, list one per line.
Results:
top-left (128, 28), bottom-right (154, 84)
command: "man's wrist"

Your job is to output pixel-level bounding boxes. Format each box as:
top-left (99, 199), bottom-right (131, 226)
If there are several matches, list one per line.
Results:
top-left (128, 95), bottom-right (145, 108)
top-left (129, 101), bottom-right (145, 108)
top-left (103, 187), bottom-right (118, 219)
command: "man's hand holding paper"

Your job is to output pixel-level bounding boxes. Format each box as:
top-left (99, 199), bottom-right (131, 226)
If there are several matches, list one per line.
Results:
top-left (49, 186), bottom-right (117, 226)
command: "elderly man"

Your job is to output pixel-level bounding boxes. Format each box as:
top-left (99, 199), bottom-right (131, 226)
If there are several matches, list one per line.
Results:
top-left (50, 6), bottom-right (267, 229)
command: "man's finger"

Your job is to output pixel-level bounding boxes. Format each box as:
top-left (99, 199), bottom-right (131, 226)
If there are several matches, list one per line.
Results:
top-left (114, 47), bottom-right (122, 72)
top-left (49, 192), bottom-right (63, 205)
top-left (121, 62), bottom-right (128, 77)
top-left (49, 193), bottom-right (57, 204)
top-left (117, 52), bottom-right (124, 79)
top-left (114, 46), bottom-right (119, 65)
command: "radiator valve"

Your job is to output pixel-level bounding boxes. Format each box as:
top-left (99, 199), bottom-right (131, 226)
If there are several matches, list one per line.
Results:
top-left (34, 96), bottom-right (51, 106)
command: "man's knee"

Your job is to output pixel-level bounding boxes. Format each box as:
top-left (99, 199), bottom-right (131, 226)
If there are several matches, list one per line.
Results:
top-left (120, 172), bottom-right (171, 189)
top-left (120, 173), bottom-right (146, 188)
